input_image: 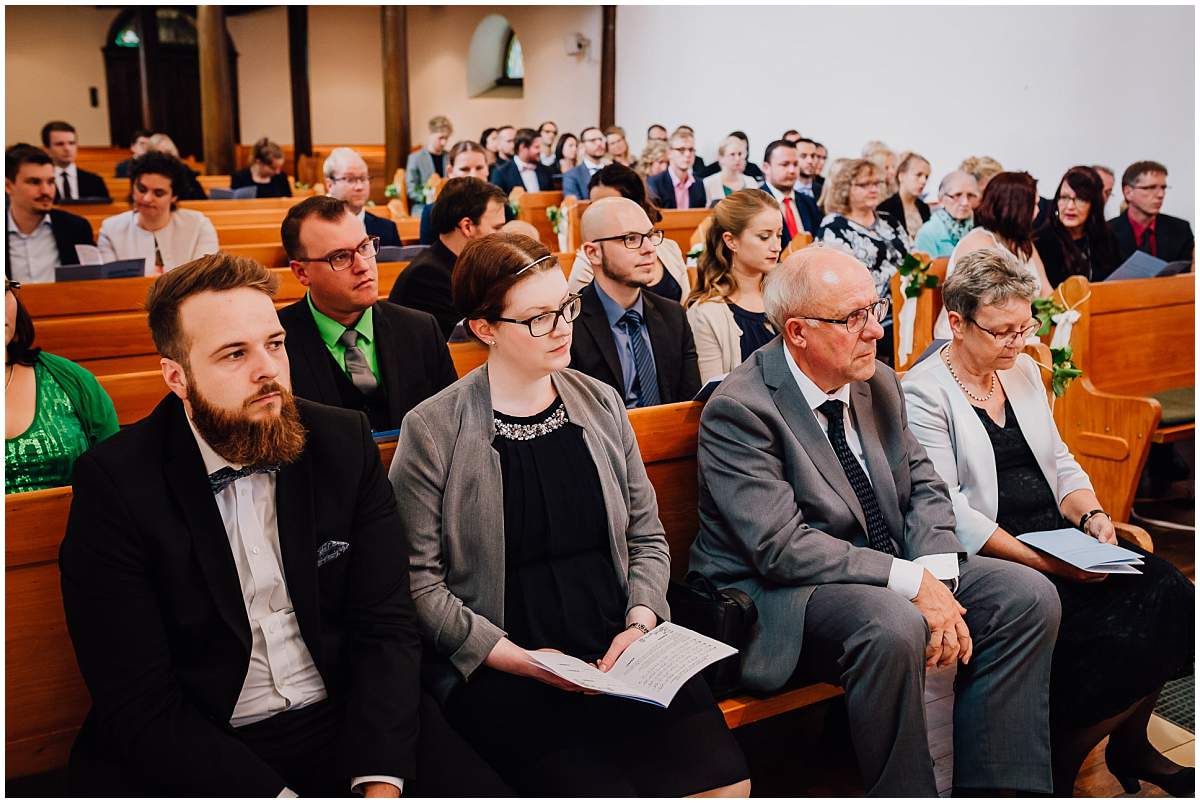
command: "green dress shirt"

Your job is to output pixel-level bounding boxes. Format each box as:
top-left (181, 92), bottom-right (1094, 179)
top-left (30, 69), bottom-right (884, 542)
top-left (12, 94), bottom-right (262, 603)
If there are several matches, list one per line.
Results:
top-left (306, 293), bottom-right (380, 381)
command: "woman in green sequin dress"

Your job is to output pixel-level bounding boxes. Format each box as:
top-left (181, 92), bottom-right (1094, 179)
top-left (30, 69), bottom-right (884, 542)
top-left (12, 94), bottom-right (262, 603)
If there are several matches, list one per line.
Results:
top-left (6, 279), bottom-right (119, 494)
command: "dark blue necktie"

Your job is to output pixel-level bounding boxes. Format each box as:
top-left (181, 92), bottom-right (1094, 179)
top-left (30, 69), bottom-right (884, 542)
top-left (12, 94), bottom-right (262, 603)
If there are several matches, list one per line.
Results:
top-left (208, 464), bottom-right (280, 495)
top-left (817, 399), bottom-right (895, 555)
top-left (616, 308), bottom-right (661, 408)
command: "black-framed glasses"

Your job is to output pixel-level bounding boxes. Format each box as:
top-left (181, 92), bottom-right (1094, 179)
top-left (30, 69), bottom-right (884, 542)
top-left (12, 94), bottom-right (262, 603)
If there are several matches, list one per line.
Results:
top-left (330, 174), bottom-right (370, 186)
top-left (800, 297), bottom-right (891, 333)
top-left (592, 229), bottom-right (665, 251)
top-left (495, 294), bottom-right (582, 337)
top-left (294, 236), bottom-right (379, 271)
top-left (968, 316), bottom-right (1039, 346)
top-left (5, 279), bottom-right (21, 293)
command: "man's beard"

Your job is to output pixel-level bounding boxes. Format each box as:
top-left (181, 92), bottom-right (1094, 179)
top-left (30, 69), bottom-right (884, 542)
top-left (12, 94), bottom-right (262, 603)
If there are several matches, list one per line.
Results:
top-left (598, 251), bottom-right (653, 290)
top-left (188, 377), bottom-right (307, 468)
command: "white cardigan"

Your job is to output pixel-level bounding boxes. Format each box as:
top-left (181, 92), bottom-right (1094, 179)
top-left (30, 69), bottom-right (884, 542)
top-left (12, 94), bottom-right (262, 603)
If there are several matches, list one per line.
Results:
top-left (566, 237), bottom-right (691, 299)
top-left (685, 298), bottom-right (776, 382)
top-left (97, 209), bottom-right (219, 275)
top-left (901, 348), bottom-right (1093, 555)
top-left (702, 172), bottom-right (760, 208)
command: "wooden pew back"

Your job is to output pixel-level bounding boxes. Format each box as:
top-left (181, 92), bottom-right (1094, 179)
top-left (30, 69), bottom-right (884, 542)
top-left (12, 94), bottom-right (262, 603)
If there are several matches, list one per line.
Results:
top-left (513, 190), bottom-right (564, 252)
top-left (889, 257), bottom-right (949, 371)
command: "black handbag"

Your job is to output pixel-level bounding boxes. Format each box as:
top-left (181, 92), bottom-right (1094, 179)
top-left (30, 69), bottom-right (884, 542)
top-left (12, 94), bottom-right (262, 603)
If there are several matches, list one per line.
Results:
top-left (666, 571), bottom-right (758, 697)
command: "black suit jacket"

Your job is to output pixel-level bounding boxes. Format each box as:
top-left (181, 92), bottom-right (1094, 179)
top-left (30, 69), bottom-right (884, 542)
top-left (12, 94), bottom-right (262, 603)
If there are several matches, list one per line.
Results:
top-left (278, 298), bottom-right (457, 430)
top-left (364, 211), bottom-right (402, 248)
top-left (4, 207), bottom-right (96, 277)
top-left (647, 170), bottom-right (708, 210)
top-left (569, 284), bottom-right (701, 405)
top-left (877, 193), bottom-right (930, 233)
top-left (488, 158), bottom-right (554, 196)
top-left (59, 395), bottom-right (421, 795)
top-left (1107, 211), bottom-right (1195, 268)
top-left (55, 167), bottom-right (111, 202)
top-left (388, 239), bottom-right (460, 338)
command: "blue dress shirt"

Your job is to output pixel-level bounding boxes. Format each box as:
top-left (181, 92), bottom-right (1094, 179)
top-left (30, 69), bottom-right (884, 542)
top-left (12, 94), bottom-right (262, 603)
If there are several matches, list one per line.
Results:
top-left (593, 282), bottom-right (658, 409)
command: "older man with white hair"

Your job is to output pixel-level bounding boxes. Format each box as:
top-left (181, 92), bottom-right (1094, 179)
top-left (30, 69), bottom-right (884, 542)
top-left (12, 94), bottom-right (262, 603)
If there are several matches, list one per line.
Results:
top-left (914, 170), bottom-right (980, 258)
top-left (324, 147), bottom-right (401, 247)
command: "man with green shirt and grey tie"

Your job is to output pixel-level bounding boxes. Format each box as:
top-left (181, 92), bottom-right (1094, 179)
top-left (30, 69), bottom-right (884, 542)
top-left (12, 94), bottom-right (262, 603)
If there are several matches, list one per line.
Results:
top-left (279, 196), bottom-right (457, 432)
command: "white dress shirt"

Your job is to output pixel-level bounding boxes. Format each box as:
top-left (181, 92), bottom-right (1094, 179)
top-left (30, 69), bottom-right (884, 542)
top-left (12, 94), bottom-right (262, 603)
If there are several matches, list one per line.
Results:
top-left (6, 210), bottom-right (60, 283)
top-left (187, 419), bottom-right (402, 795)
top-left (514, 156), bottom-right (542, 192)
top-left (764, 181), bottom-right (810, 235)
top-left (56, 164), bottom-right (78, 199)
top-left (783, 346), bottom-right (959, 599)
top-left (97, 208), bottom-right (219, 276)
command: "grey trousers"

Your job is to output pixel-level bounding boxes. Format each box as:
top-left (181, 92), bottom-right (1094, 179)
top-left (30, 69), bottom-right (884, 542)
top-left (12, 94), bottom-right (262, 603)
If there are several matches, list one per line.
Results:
top-left (795, 555), bottom-right (1061, 796)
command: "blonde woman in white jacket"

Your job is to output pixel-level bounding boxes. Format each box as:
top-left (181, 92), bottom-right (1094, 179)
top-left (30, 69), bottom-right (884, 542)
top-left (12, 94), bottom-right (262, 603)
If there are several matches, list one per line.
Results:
top-left (684, 189), bottom-right (781, 382)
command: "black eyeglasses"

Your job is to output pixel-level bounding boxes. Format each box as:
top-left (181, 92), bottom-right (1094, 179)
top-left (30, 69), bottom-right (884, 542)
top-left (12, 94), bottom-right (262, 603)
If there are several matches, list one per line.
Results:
top-left (592, 229), bottom-right (665, 251)
top-left (968, 316), bottom-right (1039, 346)
top-left (495, 294), bottom-right (582, 337)
top-left (5, 279), bottom-right (21, 293)
top-left (800, 297), bottom-right (891, 333)
top-left (293, 236), bottom-right (379, 271)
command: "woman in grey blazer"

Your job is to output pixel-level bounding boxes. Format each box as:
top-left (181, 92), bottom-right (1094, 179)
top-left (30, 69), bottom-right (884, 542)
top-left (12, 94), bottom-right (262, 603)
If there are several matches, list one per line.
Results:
top-left (902, 249), bottom-right (1193, 797)
top-left (389, 233), bottom-right (749, 797)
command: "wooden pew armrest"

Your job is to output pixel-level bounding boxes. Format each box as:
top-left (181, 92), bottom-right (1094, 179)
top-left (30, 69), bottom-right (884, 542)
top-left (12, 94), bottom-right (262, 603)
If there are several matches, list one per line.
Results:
top-left (1113, 521), bottom-right (1154, 553)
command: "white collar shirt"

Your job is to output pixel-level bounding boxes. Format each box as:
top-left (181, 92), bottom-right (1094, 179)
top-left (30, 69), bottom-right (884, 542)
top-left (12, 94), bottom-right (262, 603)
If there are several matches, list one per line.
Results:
top-left (514, 156), bottom-right (541, 192)
top-left (6, 209), bottom-right (60, 284)
top-left (764, 182), bottom-right (808, 233)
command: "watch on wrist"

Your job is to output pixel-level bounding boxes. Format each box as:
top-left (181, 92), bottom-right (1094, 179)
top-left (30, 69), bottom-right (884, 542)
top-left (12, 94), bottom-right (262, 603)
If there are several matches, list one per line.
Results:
top-left (626, 622), bottom-right (650, 636)
top-left (1079, 508), bottom-right (1108, 533)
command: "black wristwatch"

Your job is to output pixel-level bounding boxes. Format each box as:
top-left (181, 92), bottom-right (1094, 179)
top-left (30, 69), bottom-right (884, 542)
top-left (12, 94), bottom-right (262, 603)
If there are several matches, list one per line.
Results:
top-left (1079, 508), bottom-right (1108, 533)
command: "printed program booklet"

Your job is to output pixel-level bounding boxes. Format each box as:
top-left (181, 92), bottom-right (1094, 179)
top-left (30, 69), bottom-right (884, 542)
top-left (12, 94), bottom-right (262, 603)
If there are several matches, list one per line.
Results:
top-left (1017, 527), bottom-right (1144, 574)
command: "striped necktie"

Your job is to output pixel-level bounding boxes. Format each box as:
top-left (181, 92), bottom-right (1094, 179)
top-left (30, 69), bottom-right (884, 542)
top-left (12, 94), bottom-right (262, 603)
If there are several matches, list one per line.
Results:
top-left (817, 399), bottom-right (895, 555)
top-left (616, 308), bottom-right (661, 408)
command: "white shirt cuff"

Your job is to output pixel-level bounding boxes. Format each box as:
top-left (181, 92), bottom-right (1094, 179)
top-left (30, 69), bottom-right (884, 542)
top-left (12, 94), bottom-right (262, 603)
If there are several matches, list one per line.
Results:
top-left (887, 553), bottom-right (960, 600)
top-left (352, 775), bottom-right (405, 795)
top-left (278, 788), bottom-right (298, 798)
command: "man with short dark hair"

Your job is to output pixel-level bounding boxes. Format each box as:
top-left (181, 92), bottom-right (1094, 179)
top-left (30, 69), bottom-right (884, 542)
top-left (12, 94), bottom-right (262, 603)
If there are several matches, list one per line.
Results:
top-left (5, 144), bottom-right (94, 282)
top-left (782, 129), bottom-right (802, 143)
top-left (1106, 160), bottom-right (1194, 270)
top-left (793, 137), bottom-right (824, 201)
top-left (278, 196), bottom-right (456, 431)
top-left (646, 128), bottom-right (706, 210)
top-left (114, 129), bottom-right (153, 178)
top-left (489, 127), bottom-right (553, 194)
top-left (1091, 164), bottom-right (1115, 206)
top-left (761, 140), bottom-right (820, 248)
top-left (389, 177), bottom-right (508, 337)
top-left (40, 120), bottom-right (110, 201)
top-left (562, 126), bottom-right (609, 199)
top-left (646, 123), bottom-right (668, 144)
top-left (493, 125), bottom-right (516, 164)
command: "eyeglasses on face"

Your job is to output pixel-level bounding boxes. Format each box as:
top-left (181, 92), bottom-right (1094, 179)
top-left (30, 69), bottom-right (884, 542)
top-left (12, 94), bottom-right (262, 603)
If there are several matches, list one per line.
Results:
top-left (671, 146), bottom-right (696, 154)
top-left (5, 279), bottom-right (22, 293)
top-left (943, 191), bottom-right (979, 203)
top-left (591, 229), bottom-right (666, 251)
top-left (294, 236), bottom-right (380, 271)
top-left (581, 136), bottom-right (605, 145)
top-left (800, 297), bottom-right (891, 333)
top-left (332, 175), bottom-right (370, 186)
top-left (968, 316), bottom-right (1039, 346)
top-left (852, 180), bottom-right (885, 190)
top-left (1057, 194), bottom-right (1089, 208)
top-left (1132, 183), bottom-right (1169, 192)
top-left (495, 293), bottom-right (583, 337)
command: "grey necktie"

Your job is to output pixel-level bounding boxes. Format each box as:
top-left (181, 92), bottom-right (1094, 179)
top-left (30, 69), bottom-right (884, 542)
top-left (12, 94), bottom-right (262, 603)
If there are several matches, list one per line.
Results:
top-left (338, 328), bottom-right (378, 395)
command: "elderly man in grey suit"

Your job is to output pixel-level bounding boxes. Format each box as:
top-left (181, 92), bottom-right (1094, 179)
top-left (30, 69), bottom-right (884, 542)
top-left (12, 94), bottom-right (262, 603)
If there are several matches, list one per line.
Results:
top-left (689, 244), bottom-right (1061, 796)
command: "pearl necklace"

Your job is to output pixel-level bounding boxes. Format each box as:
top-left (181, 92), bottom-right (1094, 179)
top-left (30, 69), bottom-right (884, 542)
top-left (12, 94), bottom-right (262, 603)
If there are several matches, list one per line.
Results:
top-left (943, 345), bottom-right (995, 403)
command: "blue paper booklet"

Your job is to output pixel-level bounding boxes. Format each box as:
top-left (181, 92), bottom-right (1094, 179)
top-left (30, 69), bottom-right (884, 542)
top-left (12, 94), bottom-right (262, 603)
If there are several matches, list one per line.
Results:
top-left (1017, 527), bottom-right (1143, 574)
top-left (1104, 251), bottom-right (1168, 281)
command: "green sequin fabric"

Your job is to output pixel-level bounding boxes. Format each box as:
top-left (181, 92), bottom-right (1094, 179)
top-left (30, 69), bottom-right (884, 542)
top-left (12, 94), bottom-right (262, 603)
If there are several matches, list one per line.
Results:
top-left (5, 361), bottom-right (91, 494)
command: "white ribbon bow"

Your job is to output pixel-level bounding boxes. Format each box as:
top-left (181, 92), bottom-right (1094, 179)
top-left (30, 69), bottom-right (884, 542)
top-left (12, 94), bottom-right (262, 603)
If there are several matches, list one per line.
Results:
top-left (1048, 309), bottom-right (1080, 350)
top-left (897, 275), bottom-right (918, 366)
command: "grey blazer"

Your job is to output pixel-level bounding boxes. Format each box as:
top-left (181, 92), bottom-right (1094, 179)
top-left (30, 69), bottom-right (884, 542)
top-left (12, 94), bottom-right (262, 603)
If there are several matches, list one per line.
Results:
top-left (688, 337), bottom-right (962, 692)
top-left (388, 365), bottom-right (671, 680)
top-left (405, 148), bottom-right (437, 205)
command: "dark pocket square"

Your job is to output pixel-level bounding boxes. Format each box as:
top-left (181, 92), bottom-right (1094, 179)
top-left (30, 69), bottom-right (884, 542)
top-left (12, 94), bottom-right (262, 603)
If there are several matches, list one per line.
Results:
top-left (317, 540), bottom-right (350, 567)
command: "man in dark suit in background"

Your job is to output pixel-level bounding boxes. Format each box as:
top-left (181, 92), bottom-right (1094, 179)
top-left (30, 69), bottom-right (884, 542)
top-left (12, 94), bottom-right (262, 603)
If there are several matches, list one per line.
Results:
top-left (41, 120), bottom-right (110, 202)
top-left (1106, 160), bottom-right (1195, 272)
top-left (793, 137), bottom-right (825, 203)
top-left (114, 129), bottom-right (152, 178)
top-left (488, 128), bottom-right (553, 196)
top-left (647, 128), bottom-right (706, 210)
top-left (322, 147), bottom-right (401, 248)
top-left (5, 144), bottom-right (94, 282)
top-left (570, 197), bottom-right (700, 407)
top-left (561, 126), bottom-right (609, 199)
top-left (761, 139), bottom-right (821, 249)
top-left (279, 196), bottom-right (456, 432)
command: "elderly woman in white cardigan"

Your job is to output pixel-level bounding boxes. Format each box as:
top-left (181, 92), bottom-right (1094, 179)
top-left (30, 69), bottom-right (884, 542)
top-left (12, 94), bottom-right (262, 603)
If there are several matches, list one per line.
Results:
top-left (902, 248), bottom-right (1194, 798)
top-left (98, 152), bottom-right (218, 276)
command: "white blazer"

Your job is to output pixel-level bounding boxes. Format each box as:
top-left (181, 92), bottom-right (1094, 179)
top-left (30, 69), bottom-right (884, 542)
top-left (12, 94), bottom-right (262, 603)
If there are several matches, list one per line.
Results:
top-left (566, 237), bottom-right (691, 299)
top-left (702, 172), bottom-right (760, 208)
top-left (901, 348), bottom-right (1093, 555)
top-left (97, 208), bottom-right (220, 276)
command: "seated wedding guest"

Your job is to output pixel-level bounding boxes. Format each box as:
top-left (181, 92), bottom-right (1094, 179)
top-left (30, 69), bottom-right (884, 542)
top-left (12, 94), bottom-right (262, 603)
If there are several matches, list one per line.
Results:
top-left (324, 147), bottom-right (400, 247)
top-left (685, 189), bottom-right (781, 382)
top-left (703, 135), bottom-right (760, 206)
top-left (479, 127), bottom-right (499, 167)
top-left (645, 123), bottom-right (668, 144)
top-left (390, 232), bottom-right (749, 796)
top-left (1035, 166), bottom-right (1118, 285)
top-left (934, 171), bottom-right (1051, 338)
top-left (862, 140), bottom-right (898, 196)
top-left (391, 177), bottom-right (507, 337)
top-left (689, 244), bottom-right (1061, 796)
top-left (553, 132), bottom-right (578, 175)
top-left (5, 144), bottom-right (94, 283)
top-left (98, 152), bottom-right (218, 276)
top-left (1108, 160), bottom-right (1195, 266)
top-left (537, 120), bottom-right (558, 167)
top-left (570, 198), bottom-right (700, 406)
top-left (646, 128), bottom-right (705, 209)
top-left (492, 125), bottom-right (516, 166)
top-left (490, 128), bottom-right (553, 195)
top-left (6, 278), bottom-right (117, 494)
top-left (902, 249), bottom-right (1194, 797)
top-left (878, 151), bottom-right (931, 238)
top-left (727, 131), bottom-right (765, 182)
top-left (761, 140), bottom-right (821, 249)
top-left (960, 155), bottom-right (1004, 193)
top-left (782, 129), bottom-right (801, 143)
top-left (673, 125), bottom-right (710, 176)
top-left (914, 170), bottom-right (979, 258)
top-left (566, 164), bottom-right (690, 302)
top-left (813, 141), bottom-right (828, 178)
top-left (279, 197), bottom-right (457, 431)
top-left (114, 129), bottom-right (152, 178)
top-left (792, 137), bottom-right (824, 202)
top-left (231, 138), bottom-right (292, 198)
top-left (144, 133), bottom-right (207, 200)
top-left (562, 126), bottom-right (608, 200)
top-left (418, 141), bottom-right (514, 245)
top-left (41, 120), bottom-right (110, 202)
top-left (605, 126), bottom-right (633, 167)
top-left (406, 115), bottom-right (453, 213)
top-left (635, 140), bottom-right (669, 180)
top-left (1092, 164), bottom-right (1115, 206)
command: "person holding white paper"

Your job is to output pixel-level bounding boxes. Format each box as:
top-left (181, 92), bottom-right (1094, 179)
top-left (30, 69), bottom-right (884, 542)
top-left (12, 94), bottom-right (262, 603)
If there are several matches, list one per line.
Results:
top-left (903, 249), bottom-right (1194, 797)
top-left (389, 232), bottom-right (749, 797)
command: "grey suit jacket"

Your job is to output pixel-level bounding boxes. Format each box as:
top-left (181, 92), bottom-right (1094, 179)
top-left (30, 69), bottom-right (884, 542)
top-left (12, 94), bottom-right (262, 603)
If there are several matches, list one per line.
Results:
top-left (405, 149), bottom-right (437, 205)
top-left (388, 364), bottom-right (671, 680)
top-left (688, 337), bottom-right (961, 691)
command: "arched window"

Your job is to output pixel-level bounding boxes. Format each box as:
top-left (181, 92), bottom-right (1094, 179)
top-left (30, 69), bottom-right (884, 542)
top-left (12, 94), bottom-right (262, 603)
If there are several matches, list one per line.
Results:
top-left (500, 29), bottom-right (524, 84)
top-left (467, 15), bottom-right (524, 98)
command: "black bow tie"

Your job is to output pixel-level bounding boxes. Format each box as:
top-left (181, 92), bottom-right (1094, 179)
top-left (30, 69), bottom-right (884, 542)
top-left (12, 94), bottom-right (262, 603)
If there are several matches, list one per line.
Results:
top-left (208, 464), bottom-right (280, 495)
